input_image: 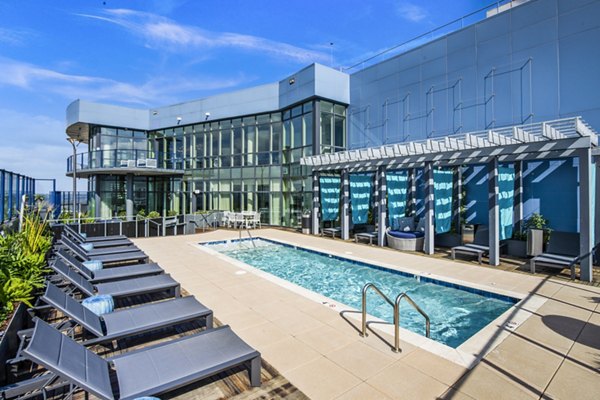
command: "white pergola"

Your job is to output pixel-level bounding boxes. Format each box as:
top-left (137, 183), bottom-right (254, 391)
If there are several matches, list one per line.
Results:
top-left (301, 117), bottom-right (599, 281)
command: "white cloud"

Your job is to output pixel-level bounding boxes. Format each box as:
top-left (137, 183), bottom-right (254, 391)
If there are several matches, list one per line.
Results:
top-left (77, 9), bottom-right (329, 64)
top-left (396, 2), bottom-right (428, 22)
top-left (0, 57), bottom-right (247, 106)
top-left (0, 27), bottom-right (30, 45)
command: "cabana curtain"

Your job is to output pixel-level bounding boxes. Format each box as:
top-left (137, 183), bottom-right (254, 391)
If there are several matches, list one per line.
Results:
top-left (350, 173), bottom-right (372, 224)
top-left (498, 166), bottom-right (515, 240)
top-left (434, 169), bottom-right (453, 234)
top-left (386, 171), bottom-right (409, 229)
top-left (320, 176), bottom-right (341, 222)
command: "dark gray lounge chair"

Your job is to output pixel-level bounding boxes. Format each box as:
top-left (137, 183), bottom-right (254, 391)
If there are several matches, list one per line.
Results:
top-left (451, 226), bottom-right (490, 264)
top-left (63, 224), bottom-right (130, 244)
top-left (39, 283), bottom-right (212, 345)
top-left (49, 258), bottom-right (180, 299)
top-left (22, 319), bottom-right (261, 399)
top-left (56, 249), bottom-right (163, 283)
top-left (530, 231), bottom-right (580, 278)
top-left (60, 237), bottom-right (148, 265)
top-left (60, 235), bottom-right (139, 256)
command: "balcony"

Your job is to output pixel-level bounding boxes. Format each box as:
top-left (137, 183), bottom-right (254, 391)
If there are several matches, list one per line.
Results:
top-left (66, 150), bottom-right (184, 178)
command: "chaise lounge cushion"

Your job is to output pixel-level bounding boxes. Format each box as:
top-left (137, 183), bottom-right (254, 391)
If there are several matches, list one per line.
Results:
top-left (387, 230), bottom-right (424, 239)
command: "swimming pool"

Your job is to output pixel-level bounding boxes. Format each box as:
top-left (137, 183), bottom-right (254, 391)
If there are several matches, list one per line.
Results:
top-left (202, 238), bottom-right (518, 348)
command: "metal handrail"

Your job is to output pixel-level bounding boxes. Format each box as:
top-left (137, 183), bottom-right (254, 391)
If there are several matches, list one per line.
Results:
top-left (361, 282), bottom-right (430, 352)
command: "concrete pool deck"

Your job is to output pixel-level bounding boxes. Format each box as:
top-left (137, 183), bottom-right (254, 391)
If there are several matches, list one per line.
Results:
top-left (133, 229), bottom-right (600, 399)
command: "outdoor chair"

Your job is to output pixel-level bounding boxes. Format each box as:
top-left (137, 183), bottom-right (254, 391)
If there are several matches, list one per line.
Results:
top-left (56, 249), bottom-right (163, 283)
top-left (60, 236), bottom-right (148, 265)
top-left (31, 283), bottom-right (213, 346)
top-left (49, 258), bottom-right (181, 299)
top-left (21, 318), bottom-right (261, 399)
top-left (232, 212), bottom-right (245, 229)
top-left (60, 235), bottom-right (140, 256)
top-left (451, 225), bottom-right (490, 264)
top-left (386, 217), bottom-right (425, 251)
top-left (248, 212), bottom-right (261, 229)
top-left (63, 229), bottom-right (133, 249)
top-left (530, 231), bottom-right (580, 278)
top-left (63, 225), bottom-right (130, 244)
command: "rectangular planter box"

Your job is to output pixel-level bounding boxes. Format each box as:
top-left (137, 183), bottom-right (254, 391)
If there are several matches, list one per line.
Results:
top-left (0, 303), bottom-right (29, 385)
top-left (505, 239), bottom-right (527, 258)
top-left (435, 232), bottom-right (462, 248)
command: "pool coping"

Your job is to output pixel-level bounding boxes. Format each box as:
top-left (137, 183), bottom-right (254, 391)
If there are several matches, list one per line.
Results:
top-left (193, 236), bottom-right (547, 369)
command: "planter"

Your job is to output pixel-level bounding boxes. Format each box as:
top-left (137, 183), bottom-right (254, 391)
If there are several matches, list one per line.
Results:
top-left (0, 303), bottom-right (29, 385)
top-left (435, 232), bottom-right (462, 248)
top-left (505, 239), bottom-right (527, 258)
top-left (527, 228), bottom-right (544, 256)
top-left (461, 224), bottom-right (475, 244)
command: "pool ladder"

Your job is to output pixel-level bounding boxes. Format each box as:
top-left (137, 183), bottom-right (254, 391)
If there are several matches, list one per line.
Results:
top-left (360, 283), bottom-right (431, 352)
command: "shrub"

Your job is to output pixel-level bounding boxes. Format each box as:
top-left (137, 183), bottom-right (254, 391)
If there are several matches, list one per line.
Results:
top-left (166, 210), bottom-right (178, 217)
top-left (147, 211), bottom-right (160, 219)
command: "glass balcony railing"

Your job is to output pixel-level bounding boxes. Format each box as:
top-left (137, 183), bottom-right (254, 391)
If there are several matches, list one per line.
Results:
top-left (66, 150), bottom-right (183, 173)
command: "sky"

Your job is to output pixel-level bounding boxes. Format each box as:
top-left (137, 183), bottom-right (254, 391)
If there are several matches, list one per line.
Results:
top-left (0, 0), bottom-right (489, 191)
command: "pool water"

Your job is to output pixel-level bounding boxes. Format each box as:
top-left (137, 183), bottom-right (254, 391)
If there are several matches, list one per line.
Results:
top-left (203, 238), bottom-right (517, 348)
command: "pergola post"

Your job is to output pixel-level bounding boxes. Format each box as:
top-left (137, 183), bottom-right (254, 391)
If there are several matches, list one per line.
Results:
top-left (453, 167), bottom-right (463, 234)
top-left (514, 161), bottom-right (524, 234)
top-left (408, 168), bottom-right (417, 217)
top-left (579, 148), bottom-right (593, 282)
top-left (424, 163), bottom-right (435, 254)
top-left (341, 169), bottom-right (350, 240)
top-left (488, 157), bottom-right (500, 266)
top-left (125, 174), bottom-right (134, 222)
top-left (377, 166), bottom-right (387, 247)
top-left (312, 171), bottom-right (320, 235)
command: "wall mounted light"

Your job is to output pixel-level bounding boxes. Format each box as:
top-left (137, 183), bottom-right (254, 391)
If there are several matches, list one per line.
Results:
top-left (176, 116), bottom-right (182, 125)
top-left (205, 112), bottom-right (211, 121)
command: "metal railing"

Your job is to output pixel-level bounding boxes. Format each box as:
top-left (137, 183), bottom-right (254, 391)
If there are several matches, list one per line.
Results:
top-left (66, 149), bottom-right (184, 173)
top-left (360, 282), bottom-right (430, 352)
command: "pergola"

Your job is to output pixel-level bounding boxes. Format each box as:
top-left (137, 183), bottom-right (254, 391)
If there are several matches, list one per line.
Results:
top-left (301, 117), bottom-right (599, 281)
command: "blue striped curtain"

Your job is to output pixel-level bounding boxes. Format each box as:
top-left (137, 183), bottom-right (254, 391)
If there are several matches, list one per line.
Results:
top-left (350, 174), bottom-right (372, 224)
top-left (434, 169), bottom-right (453, 234)
top-left (386, 171), bottom-right (409, 228)
top-left (320, 176), bottom-right (341, 222)
top-left (498, 166), bottom-right (515, 240)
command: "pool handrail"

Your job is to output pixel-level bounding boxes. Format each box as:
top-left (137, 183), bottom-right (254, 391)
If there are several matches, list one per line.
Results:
top-left (360, 282), bottom-right (431, 352)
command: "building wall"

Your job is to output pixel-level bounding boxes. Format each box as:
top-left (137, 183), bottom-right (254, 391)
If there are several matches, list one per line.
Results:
top-left (348, 0), bottom-right (600, 232)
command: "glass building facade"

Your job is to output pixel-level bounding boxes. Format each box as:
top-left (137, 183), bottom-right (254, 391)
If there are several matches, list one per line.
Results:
top-left (80, 99), bottom-right (346, 227)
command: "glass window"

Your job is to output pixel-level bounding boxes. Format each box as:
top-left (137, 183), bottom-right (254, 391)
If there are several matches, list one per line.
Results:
top-left (211, 132), bottom-right (219, 156)
top-left (303, 102), bottom-right (313, 113)
top-left (233, 127), bottom-right (243, 154)
top-left (321, 114), bottom-right (332, 146)
top-left (195, 133), bottom-right (204, 157)
top-left (334, 104), bottom-right (346, 115)
top-left (335, 116), bottom-right (345, 149)
top-left (291, 105), bottom-right (302, 118)
top-left (304, 114), bottom-right (313, 147)
top-left (272, 122), bottom-right (281, 152)
top-left (283, 120), bottom-right (291, 149)
top-left (292, 116), bottom-right (302, 148)
top-left (245, 125), bottom-right (256, 153)
top-left (221, 130), bottom-right (231, 155)
top-left (258, 124), bottom-right (270, 152)
top-left (320, 101), bottom-right (333, 113)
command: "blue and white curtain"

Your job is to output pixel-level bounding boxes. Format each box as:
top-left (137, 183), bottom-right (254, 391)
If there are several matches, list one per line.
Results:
top-left (386, 171), bottom-right (409, 229)
top-left (320, 176), bottom-right (341, 222)
top-left (498, 166), bottom-right (515, 240)
top-left (434, 169), bottom-right (453, 234)
top-left (350, 174), bottom-right (373, 224)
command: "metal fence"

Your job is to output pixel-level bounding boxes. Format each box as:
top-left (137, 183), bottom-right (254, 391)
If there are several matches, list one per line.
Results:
top-left (0, 169), bottom-right (36, 225)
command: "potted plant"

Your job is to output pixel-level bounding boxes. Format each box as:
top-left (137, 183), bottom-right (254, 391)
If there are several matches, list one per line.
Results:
top-left (524, 213), bottom-right (548, 256)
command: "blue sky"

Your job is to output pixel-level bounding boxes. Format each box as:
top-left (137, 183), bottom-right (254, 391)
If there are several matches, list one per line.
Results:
top-left (0, 0), bottom-right (488, 190)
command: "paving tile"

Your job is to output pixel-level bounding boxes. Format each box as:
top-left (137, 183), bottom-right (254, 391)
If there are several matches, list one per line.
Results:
top-left (259, 337), bottom-right (321, 374)
top-left (335, 383), bottom-right (392, 400)
top-left (236, 321), bottom-right (289, 348)
top-left (217, 308), bottom-right (270, 331)
top-left (435, 388), bottom-right (476, 400)
top-left (285, 356), bottom-right (361, 400)
top-left (326, 341), bottom-right (396, 380)
top-left (296, 324), bottom-right (358, 354)
top-left (250, 300), bottom-right (295, 322)
top-left (544, 359), bottom-right (600, 400)
top-left (515, 315), bottom-right (579, 355)
top-left (452, 363), bottom-right (539, 399)
top-left (402, 349), bottom-right (468, 386)
top-left (484, 334), bottom-right (563, 392)
top-left (367, 360), bottom-right (449, 399)
top-left (566, 316), bottom-right (600, 372)
top-left (271, 311), bottom-right (326, 336)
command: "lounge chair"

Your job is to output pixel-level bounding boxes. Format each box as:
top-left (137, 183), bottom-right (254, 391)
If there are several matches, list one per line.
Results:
top-left (63, 224), bottom-right (130, 244)
top-left (60, 236), bottom-right (148, 265)
top-left (451, 225), bottom-right (490, 264)
top-left (37, 283), bottom-right (212, 346)
top-left (56, 249), bottom-right (163, 283)
top-left (22, 319), bottom-right (261, 399)
top-left (530, 231), bottom-right (580, 278)
top-left (386, 217), bottom-right (425, 251)
top-left (60, 235), bottom-right (140, 256)
top-left (49, 258), bottom-right (180, 299)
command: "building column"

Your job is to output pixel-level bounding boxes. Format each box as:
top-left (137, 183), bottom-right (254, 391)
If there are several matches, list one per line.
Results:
top-left (125, 174), bottom-right (134, 222)
top-left (408, 168), bottom-right (417, 217)
top-left (514, 161), bottom-right (524, 234)
top-left (488, 157), bottom-right (500, 266)
top-left (424, 163), bottom-right (435, 254)
top-left (453, 167), bottom-right (463, 234)
top-left (312, 171), bottom-right (320, 235)
top-left (579, 148), bottom-right (593, 282)
top-left (341, 169), bottom-right (350, 240)
top-left (377, 166), bottom-right (387, 247)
